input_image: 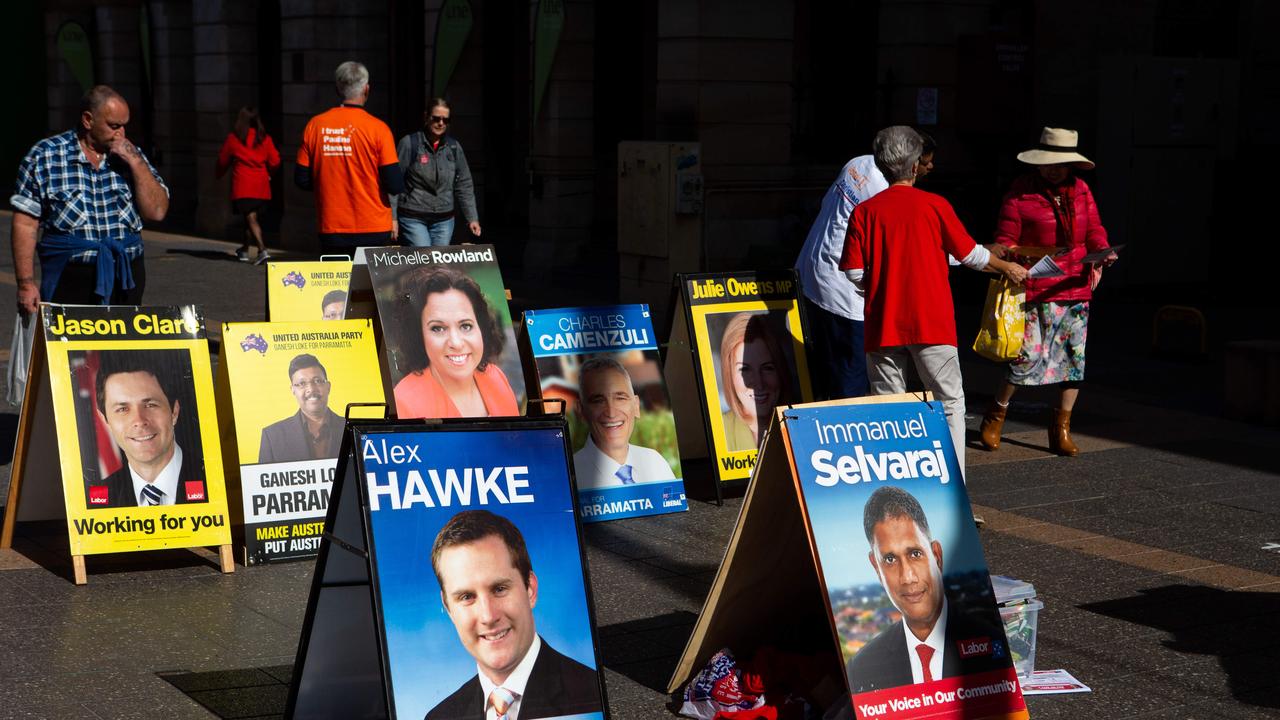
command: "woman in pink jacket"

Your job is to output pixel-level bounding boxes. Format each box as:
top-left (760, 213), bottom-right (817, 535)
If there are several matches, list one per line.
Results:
top-left (979, 128), bottom-right (1117, 456)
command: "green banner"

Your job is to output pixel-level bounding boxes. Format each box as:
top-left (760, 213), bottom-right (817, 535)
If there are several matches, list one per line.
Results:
top-left (432, 0), bottom-right (472, 98)
top-left (56, 20), bottom-right (95, 94)
top-left (532, 0), bottom-right (565, 122)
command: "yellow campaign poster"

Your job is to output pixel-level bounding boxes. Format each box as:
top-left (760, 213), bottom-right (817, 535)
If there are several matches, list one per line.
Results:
top-left (42, 305), bottom-right (232, 556)
top-left (684, 271), bottom-right (813, 482)
top-left (267, 261), bottom-right (353, 322)
top-left (221, 320), bottom-right (384, 563)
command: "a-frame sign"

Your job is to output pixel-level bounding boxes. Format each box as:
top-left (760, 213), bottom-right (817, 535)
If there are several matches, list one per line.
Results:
top-left (671, 394), bottom-right (1029, 720)
top-left (287, 414), bottom-right (609, 719)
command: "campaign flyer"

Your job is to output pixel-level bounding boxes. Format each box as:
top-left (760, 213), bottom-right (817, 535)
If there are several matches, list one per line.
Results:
top-left (359, 423), bottom-right (606, 720)
top-left (525, 304), bottom-right (688, 522)
top-left (685, 271), bottom-right (812, 483)
top-left (42, 305), bottom-right (232, 555)
top-left (364, 245), bottom-right (527, 420)
top-left (783, 401), bottom-right (1028, 720)
top-left (221, 320), bottom-right (384, 563)
top-left (267, 260), bottom-right (353, 322)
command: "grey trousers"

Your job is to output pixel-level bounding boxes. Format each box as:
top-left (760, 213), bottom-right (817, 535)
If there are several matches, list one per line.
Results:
top-left (867, 344), bottom-right (966, 480)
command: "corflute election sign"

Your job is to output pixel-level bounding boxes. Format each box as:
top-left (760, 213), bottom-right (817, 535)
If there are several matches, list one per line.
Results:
top-left (525, 304), bottom-right (688, 522)
top-left (359, 421), bottom-right (607, 720)
top-left (220, 319), bottom-right (384, 563)
top-left (784, 401), bottom-right (1028, 720)
top-left (42, 304), bottom-right (233, 557)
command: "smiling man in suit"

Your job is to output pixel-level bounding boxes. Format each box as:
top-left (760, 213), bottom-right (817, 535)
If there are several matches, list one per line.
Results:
top-left (846, 486), bottom-right (1008, 694)
top-left (258, 353), bottom-right (345, 464)
top-left (425, 510), bottom-right (601, 720)
top-left (90, 350), bottom-right (206, 508)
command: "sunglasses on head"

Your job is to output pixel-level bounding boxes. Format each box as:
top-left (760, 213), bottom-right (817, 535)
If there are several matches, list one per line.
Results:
top-left (428, 115), bottom-right (451, 125)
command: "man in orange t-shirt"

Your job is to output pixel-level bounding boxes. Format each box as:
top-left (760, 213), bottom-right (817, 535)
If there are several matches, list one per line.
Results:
top-left (295, 61), bottom-right (403, 254)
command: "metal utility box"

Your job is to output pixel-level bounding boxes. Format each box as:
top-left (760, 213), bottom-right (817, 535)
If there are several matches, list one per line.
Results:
top-left (617, 142), bottom-right (703, 326)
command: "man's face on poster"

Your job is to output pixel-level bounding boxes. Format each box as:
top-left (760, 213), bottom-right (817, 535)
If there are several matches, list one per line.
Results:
top-left (868, 514), bottom-right (945, 637)
top-left (290, 365), bottom-right (331, 417)
top-left (437, 534), bottom-right (539, 684)
top-left (322, 301), bottom-right (344, 321)
top-left (580, 368), bottom-right (639, 455)
top-left (98, 370), bottom-right (180, 472)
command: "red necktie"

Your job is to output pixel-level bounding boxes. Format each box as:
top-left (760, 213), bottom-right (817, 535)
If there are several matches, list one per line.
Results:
top-left (916, 644), bottom-right (935, 683)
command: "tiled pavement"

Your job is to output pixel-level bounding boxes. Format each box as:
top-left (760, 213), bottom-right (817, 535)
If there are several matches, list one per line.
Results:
top-left (0, 219), bottom-right (1277, 718)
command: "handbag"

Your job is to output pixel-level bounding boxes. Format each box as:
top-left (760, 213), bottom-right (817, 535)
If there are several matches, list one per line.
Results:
top-left (6, 312), bottom-right (37, 406)
top-left (972, 278), bottom-right (1025, 362)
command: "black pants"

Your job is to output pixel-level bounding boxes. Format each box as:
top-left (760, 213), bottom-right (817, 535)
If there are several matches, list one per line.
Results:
top-left (50, 256), bottom-right (147, 305)
top-left (318, 231), bottom-right (394, 257)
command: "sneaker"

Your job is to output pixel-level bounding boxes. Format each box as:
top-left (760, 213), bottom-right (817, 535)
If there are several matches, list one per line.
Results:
top-left (254, 252), bottom-right (272, 266)
top-left (235, 248), bottom-right (250, 262)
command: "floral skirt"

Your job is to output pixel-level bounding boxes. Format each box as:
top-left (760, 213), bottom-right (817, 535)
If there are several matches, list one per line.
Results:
top-left (1008, 301), bottom-right (1089, 385)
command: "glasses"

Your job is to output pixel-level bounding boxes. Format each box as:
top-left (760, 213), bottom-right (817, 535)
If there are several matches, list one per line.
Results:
top-left (428, 115), bottom-right (451, 125)
top-left (292, 378), bottom-right (330, 390)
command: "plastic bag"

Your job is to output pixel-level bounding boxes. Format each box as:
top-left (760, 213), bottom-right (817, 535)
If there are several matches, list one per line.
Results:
top-left (6, 312), bottom-right (37, 406)
top-left (680, 648), bottom-right (766, 719)
top-left (972, 278), bottom-right (1025, 362)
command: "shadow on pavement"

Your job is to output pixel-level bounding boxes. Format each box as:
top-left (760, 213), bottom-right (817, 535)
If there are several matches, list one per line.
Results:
top-left (159, 665), bottom-right (291, 719)
top-left (163, 248), bottom-right (245, 262)
top-left (1081, 584), bottom-right (1280, 709)
top-left (597, 611), bottom-right (698, 693)
top-left (3, 518), bottom-right (225, 582)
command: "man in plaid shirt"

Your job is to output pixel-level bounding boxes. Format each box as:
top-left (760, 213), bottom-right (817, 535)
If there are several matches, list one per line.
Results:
top-left (10, 85), bottom-right (169, 315)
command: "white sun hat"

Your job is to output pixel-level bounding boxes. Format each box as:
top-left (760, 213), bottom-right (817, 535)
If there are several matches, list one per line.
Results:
top-left (1016, 127), bottom-right (1095, 170)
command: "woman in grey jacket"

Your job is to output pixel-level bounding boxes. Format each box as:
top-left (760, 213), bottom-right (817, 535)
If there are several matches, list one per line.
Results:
top-left (394, 98), bottom-right (481, 246)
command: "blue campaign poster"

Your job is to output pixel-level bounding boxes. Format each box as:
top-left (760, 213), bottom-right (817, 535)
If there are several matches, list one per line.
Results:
top-left (783, 402), bottom-right (1027, 719)
top-left (360, 424), bottom-right (606, 720)
top-left (525, 304), bottom-right (688, 523)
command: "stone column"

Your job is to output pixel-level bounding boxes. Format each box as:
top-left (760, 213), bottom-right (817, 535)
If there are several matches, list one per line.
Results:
top-left (192, 0), bottom-right (261, 238)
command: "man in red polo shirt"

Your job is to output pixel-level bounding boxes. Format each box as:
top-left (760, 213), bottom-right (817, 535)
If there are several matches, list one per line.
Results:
top-left (839, 126), bottom-right (1026, 478)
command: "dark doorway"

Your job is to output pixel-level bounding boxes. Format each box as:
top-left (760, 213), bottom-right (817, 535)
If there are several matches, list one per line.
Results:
top-left (482, 1), bottom-right (532, 266)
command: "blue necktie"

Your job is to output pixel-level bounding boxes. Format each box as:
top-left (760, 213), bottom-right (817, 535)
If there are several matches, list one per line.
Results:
top-left (141, 485), bottom-right (164, 506)
top-left (615, 464), bottom-right (635, 485)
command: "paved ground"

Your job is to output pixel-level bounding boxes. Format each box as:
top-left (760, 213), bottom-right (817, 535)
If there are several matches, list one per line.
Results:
top-left (0, 217), bottom-right (1277, 719)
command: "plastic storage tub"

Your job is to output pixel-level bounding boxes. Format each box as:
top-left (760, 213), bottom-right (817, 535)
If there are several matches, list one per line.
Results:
top-left (998, 597), bottom-right (1043, 679)
top-left (990, 575), bottom-right (1041, 679)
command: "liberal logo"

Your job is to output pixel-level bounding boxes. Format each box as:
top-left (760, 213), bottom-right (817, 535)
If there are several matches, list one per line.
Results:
top-left (184, 481), bottom-right (207, 502)
top-left (240, 333), bottom-right (268, 355)
top-left (957, 636), bottom-right (994, 659)
top-left (282, 271), bottom-right (306, 289)
top-left (88, 486), bottom-right (109, 505)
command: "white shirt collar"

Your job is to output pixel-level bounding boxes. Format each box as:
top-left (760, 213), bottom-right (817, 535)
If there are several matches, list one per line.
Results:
top-left (902, 598), bottom-right (947, 684)
top-left (582, 435), bottom-right (635, 476)
top-left (477, 634), bottom-right (541, 720)
top-left (129, 443), bottom-right (183, 506)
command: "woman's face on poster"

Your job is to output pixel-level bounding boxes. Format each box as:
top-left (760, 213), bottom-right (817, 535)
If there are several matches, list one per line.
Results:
top-left (731, 337), bottom-right (779, 419)
top-left (421, 288), bottom-right (484, 383)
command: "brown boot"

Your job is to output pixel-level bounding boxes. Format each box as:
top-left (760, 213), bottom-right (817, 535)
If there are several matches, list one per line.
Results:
top-left (1048, 408), bottom-right (1079, 456)
top-left (979, 402), bottom-right (1008, 451)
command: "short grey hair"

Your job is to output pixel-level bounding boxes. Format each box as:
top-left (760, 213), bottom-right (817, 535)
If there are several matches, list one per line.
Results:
top-left (81, 85), bottom-right (125, 115)
top-left (579, 356), bottom-right (632, 390)
top-left (334, 61), bottom-right (369, 101)
top-left (873, 126), bottom-right (923, 183)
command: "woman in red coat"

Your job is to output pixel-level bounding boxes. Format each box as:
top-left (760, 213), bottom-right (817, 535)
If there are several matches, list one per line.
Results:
top-left (216, 107), bottom-right (280, 265)
top-left (979, 128), bottom-right (1117, 456)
